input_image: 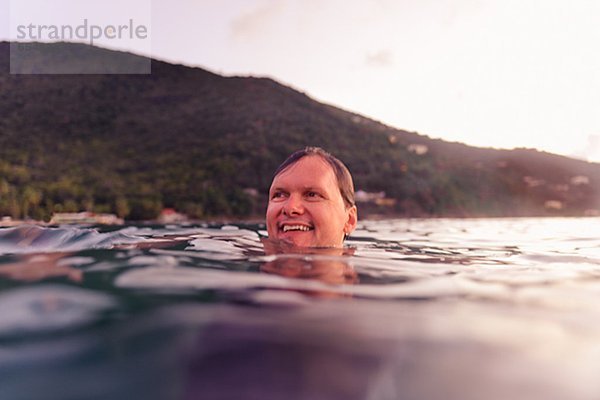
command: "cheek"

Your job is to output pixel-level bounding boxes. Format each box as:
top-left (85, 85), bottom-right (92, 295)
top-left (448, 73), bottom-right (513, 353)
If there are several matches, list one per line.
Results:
top-left (266, 204), bottom-right (280, 228)
top-left (318, 208), bottom-right (347, 233)
top-left (266, 203), bottom-right (278, 217)
top-left (316, 204), bottom-right (344, 221)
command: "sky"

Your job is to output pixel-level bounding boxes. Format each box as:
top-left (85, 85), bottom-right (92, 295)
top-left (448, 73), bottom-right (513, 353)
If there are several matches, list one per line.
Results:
top-left (2, 0), bottom-right (600, 162)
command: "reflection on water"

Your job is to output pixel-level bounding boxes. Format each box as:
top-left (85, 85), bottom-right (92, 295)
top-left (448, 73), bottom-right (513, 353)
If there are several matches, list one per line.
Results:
top-left (260, 238), bottom-right (359, 296)
top-left (1, 218), bottom-right (600, 399)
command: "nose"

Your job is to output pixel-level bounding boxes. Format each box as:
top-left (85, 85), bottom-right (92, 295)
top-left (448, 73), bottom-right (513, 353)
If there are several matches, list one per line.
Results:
top-left (283, 194), bottom-right (304, 216)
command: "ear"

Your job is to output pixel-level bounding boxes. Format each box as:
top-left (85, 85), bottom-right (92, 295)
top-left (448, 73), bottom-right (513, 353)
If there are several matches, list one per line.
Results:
top-left (344, 205), bottom-right (358, 235)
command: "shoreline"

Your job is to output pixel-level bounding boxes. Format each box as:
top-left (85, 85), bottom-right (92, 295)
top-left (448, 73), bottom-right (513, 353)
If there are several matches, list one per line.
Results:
top-left (2, 213), bottom-right (599, 229)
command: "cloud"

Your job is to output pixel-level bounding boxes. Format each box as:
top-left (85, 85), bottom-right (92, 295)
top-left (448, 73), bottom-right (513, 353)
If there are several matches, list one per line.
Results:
top-left (365, 49), bottom-right (394, 67)
top-left (230, 0), bottom-right (286, 40)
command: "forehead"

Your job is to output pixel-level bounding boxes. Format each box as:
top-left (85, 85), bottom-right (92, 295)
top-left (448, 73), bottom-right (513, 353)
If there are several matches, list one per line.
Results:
top-left (270, 156), bottom-right (339, 191)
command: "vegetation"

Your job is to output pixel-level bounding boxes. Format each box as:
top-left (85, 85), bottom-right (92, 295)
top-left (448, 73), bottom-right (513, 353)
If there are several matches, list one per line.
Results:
top-left (1, 41), bottom-right (599, 221)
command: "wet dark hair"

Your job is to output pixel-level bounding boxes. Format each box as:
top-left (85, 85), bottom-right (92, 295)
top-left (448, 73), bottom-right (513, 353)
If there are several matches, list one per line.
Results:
top-left (272, 147), bottom-right (355, 208)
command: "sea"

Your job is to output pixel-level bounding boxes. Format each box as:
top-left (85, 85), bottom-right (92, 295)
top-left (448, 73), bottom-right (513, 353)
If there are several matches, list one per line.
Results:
top-left (1, 217), bottom-right (600, 400)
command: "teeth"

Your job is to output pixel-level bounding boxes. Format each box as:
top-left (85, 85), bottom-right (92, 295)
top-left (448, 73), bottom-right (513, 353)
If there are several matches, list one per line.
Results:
top-left (282, 225), bottom-right (311, 232)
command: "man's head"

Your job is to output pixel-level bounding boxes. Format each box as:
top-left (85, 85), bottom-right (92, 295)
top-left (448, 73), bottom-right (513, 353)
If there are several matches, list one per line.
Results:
top-left (266, 147), bottom-right (358, 247)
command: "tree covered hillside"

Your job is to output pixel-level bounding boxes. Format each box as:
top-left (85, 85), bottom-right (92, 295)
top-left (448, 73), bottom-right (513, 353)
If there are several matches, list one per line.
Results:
top-left (1, 42), bottom-right (599, 220)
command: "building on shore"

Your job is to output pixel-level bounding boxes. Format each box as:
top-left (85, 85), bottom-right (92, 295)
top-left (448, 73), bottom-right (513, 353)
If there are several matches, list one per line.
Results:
top-left (49, 212), bottom-right (124, 225)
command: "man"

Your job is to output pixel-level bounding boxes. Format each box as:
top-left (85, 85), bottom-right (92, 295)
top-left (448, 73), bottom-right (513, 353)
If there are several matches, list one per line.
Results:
top-left (266, 147), bottom-right (358, 248)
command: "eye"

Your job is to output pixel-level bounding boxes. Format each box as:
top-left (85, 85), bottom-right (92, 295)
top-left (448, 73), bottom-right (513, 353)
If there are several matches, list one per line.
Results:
top-left (271, 191), bottom-right (287, 200)
top-left (305, 191), bottom-right (322, 199)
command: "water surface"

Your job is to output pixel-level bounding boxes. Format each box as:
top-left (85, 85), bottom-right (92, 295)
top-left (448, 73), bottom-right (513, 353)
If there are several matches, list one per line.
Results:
top-left (1, 218), bottom-right (600, 400)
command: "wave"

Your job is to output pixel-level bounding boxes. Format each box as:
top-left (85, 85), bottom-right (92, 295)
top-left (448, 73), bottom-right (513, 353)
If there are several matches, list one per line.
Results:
top-left (0, 225), bottom-right (145, 255)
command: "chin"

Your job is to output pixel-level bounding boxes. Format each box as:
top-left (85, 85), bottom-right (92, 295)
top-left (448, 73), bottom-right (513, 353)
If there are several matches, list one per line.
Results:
top-left (275, 231), bottom-right (314, 247)
top-left (282, 236), bottom-right (314, 247)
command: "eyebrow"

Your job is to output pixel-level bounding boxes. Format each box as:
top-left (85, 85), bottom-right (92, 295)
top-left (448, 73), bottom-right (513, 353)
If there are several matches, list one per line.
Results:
top-left (269, 185), bottom-right (329, 196)
top-left (271, 185), bottom-right (326, 191)
top-left (303, 187), bottom-right (325, 193)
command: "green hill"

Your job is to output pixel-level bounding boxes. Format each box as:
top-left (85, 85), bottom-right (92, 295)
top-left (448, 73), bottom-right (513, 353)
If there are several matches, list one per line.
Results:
top-left (1, 41), bottom-right (599, 220)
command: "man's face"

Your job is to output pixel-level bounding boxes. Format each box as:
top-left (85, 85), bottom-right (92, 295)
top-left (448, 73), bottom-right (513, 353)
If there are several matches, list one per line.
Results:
top-left (266, 156), bottom-right (357, 247)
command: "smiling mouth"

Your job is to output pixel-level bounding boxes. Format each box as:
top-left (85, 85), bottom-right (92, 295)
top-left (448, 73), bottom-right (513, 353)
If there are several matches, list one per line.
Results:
top-left (281, 224), bottom-right (313, 232)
